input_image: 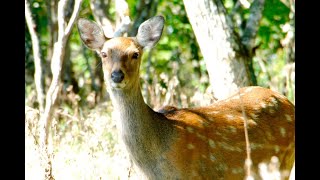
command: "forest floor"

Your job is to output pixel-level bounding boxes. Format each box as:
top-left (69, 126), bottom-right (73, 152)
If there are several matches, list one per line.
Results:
top-left (25, 102), bottom-right (142, 180)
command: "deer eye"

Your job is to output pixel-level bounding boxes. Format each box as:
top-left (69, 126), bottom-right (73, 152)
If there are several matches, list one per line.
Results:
top-left (132, 52), bottom-right (139, 59)
top-left (101, 52), bottom-right (107, 58)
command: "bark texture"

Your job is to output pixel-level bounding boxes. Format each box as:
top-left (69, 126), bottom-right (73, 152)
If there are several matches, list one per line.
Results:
top-left (183, 0), bottom-right (254, 99)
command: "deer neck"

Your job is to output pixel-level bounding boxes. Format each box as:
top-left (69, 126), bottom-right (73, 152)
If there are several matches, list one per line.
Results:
top-left (107, 83), bottom-right (171, 162)
top-left (109, 83), bottom-right (152, 127)
top-left (110, 85), bottom-right (153, 129)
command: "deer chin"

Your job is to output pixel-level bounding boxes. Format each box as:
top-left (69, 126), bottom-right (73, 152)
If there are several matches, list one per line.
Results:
top-left (110, 81), bottom-right (127, 89)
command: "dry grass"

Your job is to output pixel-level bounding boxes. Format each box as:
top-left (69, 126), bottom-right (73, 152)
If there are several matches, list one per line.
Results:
top-left (25, 102), bottom-right (142, 180)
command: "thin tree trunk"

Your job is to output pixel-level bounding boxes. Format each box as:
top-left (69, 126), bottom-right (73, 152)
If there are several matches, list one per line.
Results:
top-left (241, 0), bottom-right (265, 86)
top-left (90, 0), bottom-right (131, 38)
top-left (114, 0), bottom-right (131, 37)
top-left (242, 0), bottom-right (265, 54)
top-left (183, 0), bottom-right (254, 100)
top-left (25, 0), bottom-right (45, 114)
top-left (90, 0), bottom-right (115, 37)
top-left (38, 0), bottom-right (83, 179)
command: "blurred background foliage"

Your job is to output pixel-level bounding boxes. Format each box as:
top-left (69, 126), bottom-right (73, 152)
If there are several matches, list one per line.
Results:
top-left (25, 0), bottom-right (294, 111)
top-left (25, 0), bottom-right (294, 179)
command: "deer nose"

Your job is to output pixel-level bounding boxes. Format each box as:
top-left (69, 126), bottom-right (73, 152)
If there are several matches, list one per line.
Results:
top-left (111, 70), bottom-right (124, 83)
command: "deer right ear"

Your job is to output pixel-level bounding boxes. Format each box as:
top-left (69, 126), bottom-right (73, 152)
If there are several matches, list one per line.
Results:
top-left (136, 16), bottom-right (165, 49)
top-left (77, 18), bottom-right (106, 50)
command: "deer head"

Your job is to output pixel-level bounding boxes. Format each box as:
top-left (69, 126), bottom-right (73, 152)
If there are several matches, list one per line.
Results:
top-left (77, 16), bottom-right (164, 90)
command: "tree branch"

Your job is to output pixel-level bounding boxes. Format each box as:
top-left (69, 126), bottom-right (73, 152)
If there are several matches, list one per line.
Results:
top-left (42, 0), bottom-right (83, 145)
top-left (65, 0), bottom-right (83, 36)
top-left (90, 0), bottom-right (131, 38)
top-left (38, 0), bottom-right (83, 179)
top-left (241, 0), bottom-right (265, 52)
top-left (90, 0), bottom-right (115, 37)
top-left (114, 0), bottom-right (131, 37)
top-left (25, 0), bottom-right (45, 113)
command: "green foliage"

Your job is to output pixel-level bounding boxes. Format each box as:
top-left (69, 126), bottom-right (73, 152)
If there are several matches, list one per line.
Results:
top-left (127, 0), bottom-right (137, 17)
top-left (25, 0), bottom-right (294, 178)
top-left (25, 0), bottom-right (294, 109)
top-left (223, 0), bottom-right (294, 102)
top-left (257, 0), bottom-right (290, 49)
top-left (254, 0), bottom-right (294, 102)
top-left (25, 0), bottom-right (294, 110)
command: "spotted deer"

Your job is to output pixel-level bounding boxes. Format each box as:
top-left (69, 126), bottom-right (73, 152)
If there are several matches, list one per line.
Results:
top-left (77, 16), bottom-right (295, 180)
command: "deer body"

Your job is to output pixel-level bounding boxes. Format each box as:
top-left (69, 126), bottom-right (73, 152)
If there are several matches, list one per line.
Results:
top-left (78, 16), bottom-right (295, 180)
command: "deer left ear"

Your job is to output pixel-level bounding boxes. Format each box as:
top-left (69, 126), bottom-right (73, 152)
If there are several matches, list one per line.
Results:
top-left (136, 16), bottom-right (165, 49)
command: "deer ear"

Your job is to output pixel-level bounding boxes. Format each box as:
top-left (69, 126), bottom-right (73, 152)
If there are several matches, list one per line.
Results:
top-left (136, 16), bottom-right (165, 49)
top-left (77, 18), bottom-right (106, 50)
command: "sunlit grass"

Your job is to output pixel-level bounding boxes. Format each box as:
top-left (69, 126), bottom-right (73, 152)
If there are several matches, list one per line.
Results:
top-left (25, 103), bottom-right (142, 180)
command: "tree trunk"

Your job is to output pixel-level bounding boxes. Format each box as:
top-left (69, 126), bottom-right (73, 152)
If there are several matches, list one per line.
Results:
top-left (90, 0), bottom-right (131, 37)
top-left (38, 0), bottom-right (83, 179)
top-left (25, 0), bottom-right (45, 113)
top-left (183, 0), bottom-right (255, 100)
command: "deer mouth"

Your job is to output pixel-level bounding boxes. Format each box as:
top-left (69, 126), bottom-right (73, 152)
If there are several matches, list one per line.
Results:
top-left (110, 81), bottom-right (127, 89)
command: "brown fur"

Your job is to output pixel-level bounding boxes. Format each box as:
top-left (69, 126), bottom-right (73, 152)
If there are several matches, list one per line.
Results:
top-left (78, 16), bottom-right (295, 180)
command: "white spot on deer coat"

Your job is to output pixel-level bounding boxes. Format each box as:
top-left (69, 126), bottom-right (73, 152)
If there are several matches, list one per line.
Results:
top-left (196, 133), bottom-right (207, 142)
top-left (244, 87), bottom-right (254, 93)
top-left (187, 143), bottom-right (195, 149)
top-left (226, 114), bottom-right (234, 120)
top-left (270, 97), bottom-right (279, 109)
top-left (232, 167), bottom-right (243, 174)
top-left (250, 113), bottom-right (259, 120)
top-left (210, 111), bottom-right (219, 114)
top-left (285, 114), bottom-right (292, 122)
top-left (218, 142), bottom-right (242, 152)
top-left (269, 108), bottom-right (276, 114)
top-left (186, 126), bottom-right (194, 133)
top-left (280, 127), bottom-right (286, 137)
top-left (208, 139), bottom-right (216, 148)
top-left (260, 102), bottom-right (267, 109)
top-left (228, 126), bottom-right (237, 133)
top-left (210, 154), bottom-right (216, 162)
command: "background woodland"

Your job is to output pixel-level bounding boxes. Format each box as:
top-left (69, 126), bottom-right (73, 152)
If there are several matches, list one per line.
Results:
top-left (25, 0), bottom-right (295, 179)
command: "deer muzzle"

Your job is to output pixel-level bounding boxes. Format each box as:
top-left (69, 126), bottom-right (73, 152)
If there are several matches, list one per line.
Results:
top-left (111, 70), bottom-right (124, 83)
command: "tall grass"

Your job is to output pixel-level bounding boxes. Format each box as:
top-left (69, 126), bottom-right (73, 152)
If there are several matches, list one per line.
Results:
top-left (26, 102), bottom-right (142, 180)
